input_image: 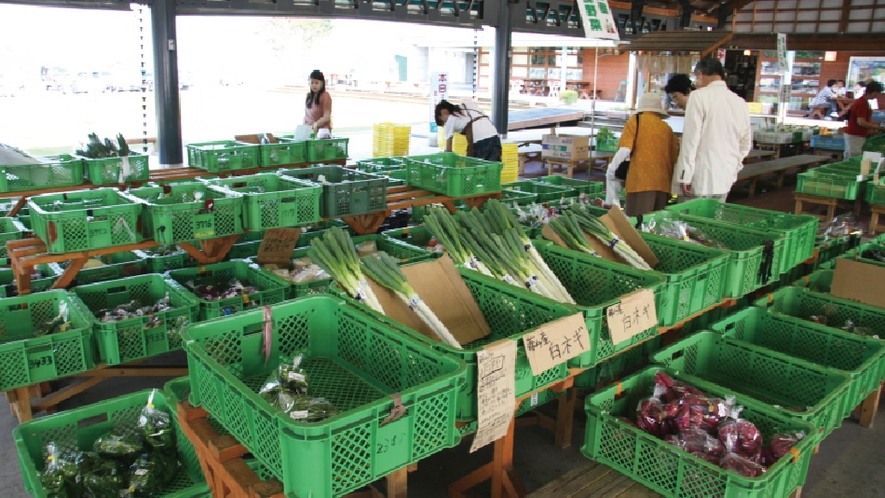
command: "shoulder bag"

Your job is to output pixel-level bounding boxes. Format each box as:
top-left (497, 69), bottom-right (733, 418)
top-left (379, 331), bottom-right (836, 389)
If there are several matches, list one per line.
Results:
top-left (615, 113), bottom-right (640, 181)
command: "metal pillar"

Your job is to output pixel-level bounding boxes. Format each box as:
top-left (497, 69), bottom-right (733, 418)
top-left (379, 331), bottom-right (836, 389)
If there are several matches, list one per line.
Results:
top-left (152, 0), bottom-right (183, 166)
top-left (492, 0), bottom-right (513, 136)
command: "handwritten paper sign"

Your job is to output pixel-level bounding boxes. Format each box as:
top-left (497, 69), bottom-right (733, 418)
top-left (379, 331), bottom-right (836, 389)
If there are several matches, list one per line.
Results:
top-left (256, 228), bottom-right (302, 267)
top-left (606, 289), bottom-right (658, 345)
top-left (523, 313), bottom-right (589, 376)
top-left (777, 33), bottom-right (788, 70)
top-left (470, 339), bottom-right (517, 453)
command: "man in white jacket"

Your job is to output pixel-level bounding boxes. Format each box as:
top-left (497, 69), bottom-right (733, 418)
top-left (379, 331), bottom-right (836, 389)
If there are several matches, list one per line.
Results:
top-left (674, 58), bottom-right (752, 202)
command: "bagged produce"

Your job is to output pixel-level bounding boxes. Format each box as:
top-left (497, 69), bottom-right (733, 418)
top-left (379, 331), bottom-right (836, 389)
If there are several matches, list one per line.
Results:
top-left (35, 301), bottom-right (71, 337)
top-left (720, 452), bottom-right (766, 478)
top-left (93, 429), bottom-right (144, 463)
top-left (636, 397), bottom-right (671, 438)
top-left (664, 427), bottom-right (725, 459)
top-left (138, 390), bottom-right (175, 452)
top-left (644, 218), bottom-right (726, 249)
top-left (186, 278), bottom-right (260, 302)
top-left (654, 371), bottom-right (706, 402)
top-left (671, 395), bottom-right (732, 433)
top-left (718, 407), bottom-right (763, 463)
top-left (258, 354), bottom-right (339, 422)
top-left (765, 431), bottom-right (805, 465)
top-left (40, 443), bottom-right (77, 498)
top-left (127, 451), bottom-right (177, 494)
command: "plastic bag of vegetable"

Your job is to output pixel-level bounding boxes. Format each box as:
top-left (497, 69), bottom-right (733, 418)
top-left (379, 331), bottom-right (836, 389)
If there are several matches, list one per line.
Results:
top-left (278, 354), bottom-right (310, 394)
top-left (654, 371), bottom-right (706, 403)
top-left (664, 427), bottom-right (725, 458)
top-left (35, 302), bottom-right (71, 337)
top-left (127, 451), bottom-right (177, 494)
top-left (636, 397), bottom-right (671, 438)
top-left (82, 455), bottom-right (127, 498)
top-left (671, 395), bottom-right (733, 433)
top-left (93, 428), bottom-right (144, 463)
top-left (720, 452), bottom-right (767, 477)
top-left (40, 443), bottom-right (77, 498)
top-left (718, 406), bottom-right (763, 463)
top-left (763, 431), bottom-right (805, 466)
top-left (138, 390), bottom-right (175, 452)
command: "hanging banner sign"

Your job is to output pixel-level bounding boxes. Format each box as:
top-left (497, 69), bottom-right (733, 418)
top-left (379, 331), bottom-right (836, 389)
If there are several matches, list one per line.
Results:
top-left (777, 33), bottom-right (788, 70)
top-left (579, 0), bottom-right (621, 40)
top-left (429, 72), bottom-right (448, 134)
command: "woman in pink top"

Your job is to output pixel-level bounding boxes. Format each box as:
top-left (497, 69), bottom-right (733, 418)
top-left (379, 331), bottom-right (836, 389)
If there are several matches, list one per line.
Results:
top-left (305, 70), bottom-right (332, 133)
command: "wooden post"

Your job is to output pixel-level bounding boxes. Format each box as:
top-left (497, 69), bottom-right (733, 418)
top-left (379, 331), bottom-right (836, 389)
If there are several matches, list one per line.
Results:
top-left (554, 387), bottom-right (577, 449)
top-left (859, 381), bottom-right (883, 429)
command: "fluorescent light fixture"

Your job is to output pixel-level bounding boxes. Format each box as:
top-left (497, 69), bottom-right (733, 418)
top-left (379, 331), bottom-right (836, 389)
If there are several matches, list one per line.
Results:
top-left (825, 51), bottom-right (837, 61)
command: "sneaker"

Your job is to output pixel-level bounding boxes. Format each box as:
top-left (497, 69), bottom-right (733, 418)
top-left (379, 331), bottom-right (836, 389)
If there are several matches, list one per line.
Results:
top-left (824, 116), bottom-right (834, 121)
top-left (830, 112), bottom-right (839, 117)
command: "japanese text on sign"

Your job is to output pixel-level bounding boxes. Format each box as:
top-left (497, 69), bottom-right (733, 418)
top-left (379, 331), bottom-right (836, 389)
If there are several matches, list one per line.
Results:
top-left (523, 313), bottom-right (589, 376)
top-left (606, 289), bottom-right (657, 345)
top-left (578, 0), bottom-right (620, 40)
top-left (257, 228), bottom-right (302, 266)
top-left (470, 339), bottom-right (517, 453)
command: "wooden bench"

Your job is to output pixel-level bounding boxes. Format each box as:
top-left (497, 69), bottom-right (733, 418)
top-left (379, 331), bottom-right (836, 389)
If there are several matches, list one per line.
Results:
top-left (736, 154), bottom-right (829, 198)
top-left (525, 461), bottom-right (661, 498)
top-left (744, 148), bottom-right (777, 163)
top-left (545, 151), bottom-right (615, 178)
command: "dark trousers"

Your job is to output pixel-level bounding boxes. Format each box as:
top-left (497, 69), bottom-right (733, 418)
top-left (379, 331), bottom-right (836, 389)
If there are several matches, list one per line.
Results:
top-left (472, 136), bottom-right (502, 162)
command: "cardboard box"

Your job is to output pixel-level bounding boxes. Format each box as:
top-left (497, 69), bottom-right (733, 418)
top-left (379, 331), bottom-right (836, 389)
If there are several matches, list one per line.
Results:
top-left (541, 135), bottom-right (589, 160)
top-left (831, 258), bottom-right (885, 308)
top-left (366, 255), bottom-right (491, 347)
top-left (542, 206), bottom-right (659, 268)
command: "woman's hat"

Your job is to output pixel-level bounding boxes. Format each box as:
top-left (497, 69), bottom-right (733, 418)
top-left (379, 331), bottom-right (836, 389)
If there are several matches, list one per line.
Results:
top-left (309, 70), bottom-right (324, 81)
top-left (634, 92), bottom-right (669, 117)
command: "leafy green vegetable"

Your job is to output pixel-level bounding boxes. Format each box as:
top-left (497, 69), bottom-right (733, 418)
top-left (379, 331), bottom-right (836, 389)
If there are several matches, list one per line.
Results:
top-left (75, 132), bottom-right (132, 159)
top-left (138, 392), bottom-right (176, 451)
top-left (128, 452), bottom-right (177, 493)
top-left (93, 429), bottom-right (144, 461)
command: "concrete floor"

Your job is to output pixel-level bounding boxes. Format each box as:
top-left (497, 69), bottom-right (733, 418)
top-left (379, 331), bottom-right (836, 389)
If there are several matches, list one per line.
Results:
top-left (2, 146), bottom-right (880, 498)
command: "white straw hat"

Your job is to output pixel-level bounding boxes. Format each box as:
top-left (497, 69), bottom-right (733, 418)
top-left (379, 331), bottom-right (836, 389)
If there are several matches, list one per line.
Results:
top-left (634, 92), bottom-right (669, 117)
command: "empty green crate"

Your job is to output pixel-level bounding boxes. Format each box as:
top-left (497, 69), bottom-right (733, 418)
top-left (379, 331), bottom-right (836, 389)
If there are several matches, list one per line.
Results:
top-left (14, 388), bottom-right (209, 498)
top-left (814, 234), bottom-right (862, 270)
top-left (338, 267), bottom-right (574, 422)
top-left (28, 188), bottom-right (144, 254)
top-left (0, 290), bottom-right (95, 392)
top-left (514, 387), bottom-right (565, 417)
top-left (666, 199), bottom-right (819, 272)
top-left (259, 139), bottom-right (306, 166)
top-left (405, 152), bottom-right (503, 197)
top-left (711, 307), bottom-right (885, 413)
top-left (532, 241), bottom-right (665, 368)
top-left (0, 216), bottom-right (27, 260)
top-left (0, 155), bottom-right (84, 193)
top-left (0, 267), bottom-right (58, 297)
top-left (595, 137), bottom-right (620, 152)
top-left (135, 246), bottom-right (200, 273)
top-left (71, 274), bottom-right (200, 365)
top-left (866, 178), bottom-right (885, 205)
top-left (501, 189), bottom-right (539, 205)
top-left (821, 241), bottom-right (885, 270)
top-left (279, 166), bottom-right (388, 218)
top-left (652, 331), bottom-right (851, 437)
top-left (167, 261), bottom-right (289, 320)
top-left (82, 153), bottom-right (150, 185)
top-left (48, 251), bottom-right (147, 286)
top-left (126, 183), bottom-right (244, 245)
top-left (793, 268), bottom-right (834, 294)
top-left (754, 286), bottom-right (885, 342)
top-left (644, 212), bottom-right (784, 298)
top-left (583, 367), bottom-right (817, 498)
top-left (181, 295), bottom-right (465, 498)
top-left (206, 174), bottom-right (322, 230)
top-left (305, 137), bottom-right (349, 162)
top-left (186, 141), bottom-right (259, 172)
top-left (533, 176), bottom-right (604, 196)
top-left (502, 181), bottom-right (576, 202)
top-left (796, 170), bottom-right (864, 200)
top-left (573, 341), bottom-right (647, 389)
top-left (355, 157), bottom-right (406, 172)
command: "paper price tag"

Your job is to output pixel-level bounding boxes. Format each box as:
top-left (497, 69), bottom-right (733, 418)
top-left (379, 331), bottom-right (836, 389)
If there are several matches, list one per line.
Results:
top-left (606, 289), bottom-right (658, 345)
top-left (522, 313), bottom-right (589, 376)
top-left (470, 339), bottom-right (517, 453)
top-left (257, 228), bottom-right (302, 266)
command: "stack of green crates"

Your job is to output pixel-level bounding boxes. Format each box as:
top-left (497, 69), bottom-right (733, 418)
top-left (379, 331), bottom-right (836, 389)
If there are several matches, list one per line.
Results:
top-left (583, 367), bottom-right (818, 498)
top-left (0, 216), bottom-right (27, 262)
top-left (134, 246), bottom-right (200, 273)
top-left (0, 154), bottom-right (84, 193)
top-left (0, 266), bottom-right (59, 297)
top-left (796, 160), bottom-right (871, 200)
top-left (356, 157), bottom-right (408, 187)
top-left (865, 176), bottom-right (885, 205)
top-left (125, 183), bottom-right (244, 245)
top-left (45, 251), bottom-right (147, 285)
top-left (206, 173), bottom-right (322, 230)
top-left (81, 153), bottom-right (150, 185)
top-left (278, 166), bottom-right (388, 218)
top-left (28, 188), bottom-right (144, 253)
top-left (13, 389), bottom-right (209, 498)
top-left (259, 138), bottom-right (306, 166)
top-left (531, 175), bottom-right (604, 196)
top-left (71, 274), bottom-right (200, 365)
top-left (404, 152), bottom-right (502, 197)
top-left (0, 290), bottom-right (95, 391)
top-left (181, 295), bottom-right (464, 498)
top-left (186, 140), bottom-right (259, 172)
top-left (502, 180), bottom-right (576, 202)
top-left (167, 260), bottom-right (289, 320)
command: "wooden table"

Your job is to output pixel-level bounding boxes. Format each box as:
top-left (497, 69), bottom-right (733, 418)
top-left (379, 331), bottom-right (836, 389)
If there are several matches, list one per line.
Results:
top-left (744, 149), bottom-right (777, 162)
top-left (518, 144), bottom-right (544, 175)
top-left (545, 151), bottom-right (615, 178)
top-left (736, 154), bottom-right (829, 198)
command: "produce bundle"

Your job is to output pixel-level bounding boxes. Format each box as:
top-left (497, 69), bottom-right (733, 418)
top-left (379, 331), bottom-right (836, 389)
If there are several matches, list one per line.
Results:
top-left (95, 293), bottom-right (172, 327)
top-left (185, 278), bottom-right (260, 302)
top-left (307, 228), bottom-right (384, 313)
top-left (629, 371), bottom-right (804, 478)
top-left (644, 217), bottom-right (726, 249)
top-left (422, 200), bottom-right (575, 304)
top-left (861, 248), bottom-right (885, 263)
top-left (39, 391), bottom-right (178, 498)
top-left (260, 256), bottom-right (330, 284)
top-left (35, 301), bottom-right (71, 337)
top-left (817, 213), bottom-right (863, 240)
top-left (548, 206), bottom-right (652, 270)
top-left (259, 354), bottom-right (339, 422)
top-left (75, 133), bottom-right (131, 159)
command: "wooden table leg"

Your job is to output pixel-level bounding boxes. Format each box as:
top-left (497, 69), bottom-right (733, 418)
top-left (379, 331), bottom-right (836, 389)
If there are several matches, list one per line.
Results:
top-left (777, 171), bottom-right (786, 190)
top-left (859, 381), bottom-right (883, 428)
top-left (566, 162), bottom-right (575, 179)
top-left (6, 386), bottom-right (33, 422)
top-left (748, 178), bottom-right (757, 198)
top-left (554, 387), bottom-right (577, 449)
top-left (518, 155), bottom-right (527, 176)
top-left (386, 467), bottom-right (408, 498)
top-left (547, 161), bottom-right (555, 176)
top-left (827, 203), bottom-right (836, 220)
top-left (871, 209), bottom-right (880, 234)
top-left (794, 197), bottom-right (804, 216)
top-left (854, 197), bottom-right (862, 217)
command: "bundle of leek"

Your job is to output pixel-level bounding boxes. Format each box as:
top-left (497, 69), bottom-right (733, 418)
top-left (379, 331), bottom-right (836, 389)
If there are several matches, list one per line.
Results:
top-left (307, 228), bottom-right (384, 313)
top-left (422, 208), bottom-right (493, 277)
top-left (362, 252), bottom-right (462, 350)
top-left (554, 207), bottom-right (652, 271)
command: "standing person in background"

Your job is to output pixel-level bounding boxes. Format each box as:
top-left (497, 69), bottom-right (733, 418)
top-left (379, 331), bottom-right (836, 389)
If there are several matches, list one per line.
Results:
top-left (434, 100), bottom-right (502, 162)
top-left (663, 73), bottom-right (694, 111)
top-left (305, 70), bottom-right (332, 136)
top-left (854, 81), bottom-right (868, 99)
top-left (604, 93), bottom-right (679, 224)
top-left (674, 58), bottom-right (752, 203)
top-left (843, 81), bottom-right (884, 160)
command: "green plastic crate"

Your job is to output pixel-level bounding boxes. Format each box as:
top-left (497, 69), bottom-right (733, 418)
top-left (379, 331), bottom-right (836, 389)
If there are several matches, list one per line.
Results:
top-left (711, 307), bottom-right (885, 413)
top-left (796, 170), bottom-right (864, 200)
top-left (754, 286), bottom-right (885, 342)
top-left (47, 251), bottom-right (147, 286)
top-left (251, 234), bottom-right (437, 299)
top-left (533, 176), bottom-right (604, 196)
top-left (13, 388), bottom-right (209, 498)
top-left (81, 153), bottom-right (150, 185)
top-left (259, 139), bottom-right (306, 166)
top-left (135, 246), bottom-right (200, 273)
top-left (814, 234), bottom-right (862, 270)
top-left (206, 173), bottom-right (322, 230)
top-left (644, 212), bottom-right (785, 298)
top-left (126, 183), bottom-right (244, 245)
top-left (181, 295), bottom-right (465, 498)
top-left (71, 274), bottom-right (200, 365)
top-left (355, 157), bottom-right (406, 172)
top-left (583, 367), bottom-right (818, 498)
top-left (167, 261), bottom-right (289, 320)
top-left (821, 241), bottom-right (885, 270)
top-left (0, 290), bottom-right (95, 391)
top-left (0, 267), bottom-right (58, 297)
top-left (186, 140), bottom-right (259, 172)
top-left (0, 155), bottom-right (84, 193)
top-left (28, 188), bottom-right (144, 254)
top-left (573, 341), bottom-right (647, 389)
top-left (863, 136), bottom-right (885, 154)
top-left (595, 137), bottom-right (620, 152)
top-left (0, 216), bottom-right (27, 260)
top-left (337, 267), bottom-right (574, 422)
top-left (382, 225), bottom-right (438, 249)
top-left (500, 188), bottom-right (538, 205)
top-left (502, 180), bottom-right (576, 202)
top-left (404, 152), bottom-right (503, 197)
top-left (532, 241), bottom-right (665, 367)
top-left (278, 166), bottom-right (388, 218)
top-left (652, 331), bottom-right (852, 437)
top-left (305, 137), bottom-right (349, 162)
top-left (514, 387), bottom-right (565, 417)
top-left (793, 268), bottom-right (833, 294)
top-left (865, 177), bottom-right (885, 204)
top-left (665, 199), bottom-right (819, 272)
